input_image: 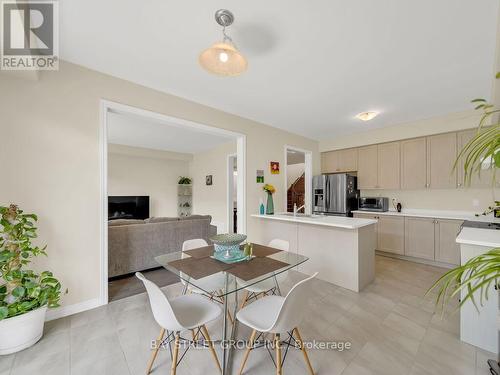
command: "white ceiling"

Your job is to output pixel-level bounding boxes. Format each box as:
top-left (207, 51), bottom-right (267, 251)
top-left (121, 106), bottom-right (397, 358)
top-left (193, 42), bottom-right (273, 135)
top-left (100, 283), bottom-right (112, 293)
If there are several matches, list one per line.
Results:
top-left (107, 111), bottom-right (234, 153)
top-left (60, 1), bottom-right (499, 140)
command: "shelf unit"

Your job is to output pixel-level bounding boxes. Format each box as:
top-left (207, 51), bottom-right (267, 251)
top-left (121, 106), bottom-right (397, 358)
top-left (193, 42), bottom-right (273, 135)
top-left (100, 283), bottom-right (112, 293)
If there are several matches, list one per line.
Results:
top-left (177, 184), bottom-right (192, 217)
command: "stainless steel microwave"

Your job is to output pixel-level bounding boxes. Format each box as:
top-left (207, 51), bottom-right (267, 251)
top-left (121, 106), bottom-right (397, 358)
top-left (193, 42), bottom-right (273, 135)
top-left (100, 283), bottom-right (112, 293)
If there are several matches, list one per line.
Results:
top-left (358, 197), bottom-right (389, 212)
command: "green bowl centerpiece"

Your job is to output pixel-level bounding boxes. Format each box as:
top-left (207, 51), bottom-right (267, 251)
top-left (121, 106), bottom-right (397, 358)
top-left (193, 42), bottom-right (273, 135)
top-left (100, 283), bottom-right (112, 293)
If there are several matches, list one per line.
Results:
top-left (210, 233), bottom-right (247, 261)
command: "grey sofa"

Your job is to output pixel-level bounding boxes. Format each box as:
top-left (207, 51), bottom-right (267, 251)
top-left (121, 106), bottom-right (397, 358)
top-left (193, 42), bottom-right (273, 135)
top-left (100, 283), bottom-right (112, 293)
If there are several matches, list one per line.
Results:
top-left (108, 215), bottom-right (217, 278)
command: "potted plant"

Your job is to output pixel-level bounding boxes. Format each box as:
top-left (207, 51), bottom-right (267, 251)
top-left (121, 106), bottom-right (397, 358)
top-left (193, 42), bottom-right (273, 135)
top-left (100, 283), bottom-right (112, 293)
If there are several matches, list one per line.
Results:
top-left (428, 74), bottom-right (500, 372)
top-left (263, 184), bottom-right (276, 215)
top-left (0, 204), bottom-right (62, 355)
top-left (178, 176), bottom-right (192, 185)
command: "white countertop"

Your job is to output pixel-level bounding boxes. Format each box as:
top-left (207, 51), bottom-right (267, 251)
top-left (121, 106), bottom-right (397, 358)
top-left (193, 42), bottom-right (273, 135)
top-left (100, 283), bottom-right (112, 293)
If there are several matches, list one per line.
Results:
top-left (251, 213), bottom-right (377, 229)
top-left (456, 227), bottom-right (500, 248)
top-left (352, 208), bottom-right (500, 222)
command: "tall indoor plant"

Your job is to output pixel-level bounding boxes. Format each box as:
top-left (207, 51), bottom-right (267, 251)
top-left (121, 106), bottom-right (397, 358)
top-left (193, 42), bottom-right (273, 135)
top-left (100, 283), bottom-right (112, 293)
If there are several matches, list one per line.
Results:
top-left (429, 74), bottom-right (500, 313)
top-left (0, 204), bottom-right (62, 354)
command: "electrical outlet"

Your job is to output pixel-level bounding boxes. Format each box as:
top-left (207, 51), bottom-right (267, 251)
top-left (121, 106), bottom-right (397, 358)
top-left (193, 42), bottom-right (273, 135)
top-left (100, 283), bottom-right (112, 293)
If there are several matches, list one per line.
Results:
top-left (472, 199), bottom-right (480, 208)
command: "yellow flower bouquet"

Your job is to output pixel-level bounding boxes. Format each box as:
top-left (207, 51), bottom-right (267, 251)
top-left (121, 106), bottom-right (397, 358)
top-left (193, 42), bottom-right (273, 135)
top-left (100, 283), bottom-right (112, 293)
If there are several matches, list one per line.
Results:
top-left (263, 184), bottom-right (276, 194)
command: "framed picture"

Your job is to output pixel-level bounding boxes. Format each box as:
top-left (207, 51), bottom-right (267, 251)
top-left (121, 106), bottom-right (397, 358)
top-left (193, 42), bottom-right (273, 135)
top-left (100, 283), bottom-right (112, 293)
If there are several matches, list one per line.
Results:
top-left (206, 175), bottom-right (213, 185)
top-left (270, 161), bottom-right (280, 174)
top-left (256, 169), bottom-right (264, 183)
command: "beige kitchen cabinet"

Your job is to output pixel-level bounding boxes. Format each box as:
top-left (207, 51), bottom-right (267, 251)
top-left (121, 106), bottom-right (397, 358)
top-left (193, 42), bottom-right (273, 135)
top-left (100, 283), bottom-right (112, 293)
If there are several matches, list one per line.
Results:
top-left (404, 217), bottom-right (435, 260)
top-left (435, 219), bottom-right (463, 265)
top-left (457, 129), bottom-right (495, 188)
top-left (377, 216), bottom-right (405, 255)
top-left (427, 133), bottom-right (457, 189)
top-left (401, 138), bottom-right (427, 190)
top-left (321, 148), bottom-right (358, 173)
top-left (321, 151), bottom-right (340, 173)
top-left (338, 148), bottom-right (358, 172)
top-left (357, 145), bottom-right (378, 189)
top-left (377, 142), bottom-right (400, 189)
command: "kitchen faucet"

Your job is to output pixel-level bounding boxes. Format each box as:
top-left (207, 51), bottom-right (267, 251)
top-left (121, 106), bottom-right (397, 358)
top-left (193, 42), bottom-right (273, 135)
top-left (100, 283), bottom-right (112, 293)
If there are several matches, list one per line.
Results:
top-left (293, 203), bottom-right (305, 216)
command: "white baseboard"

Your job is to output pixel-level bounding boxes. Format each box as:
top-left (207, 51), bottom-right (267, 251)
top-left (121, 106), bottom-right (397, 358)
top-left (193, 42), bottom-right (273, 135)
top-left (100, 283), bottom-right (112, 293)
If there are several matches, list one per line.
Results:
top-left (376, 251), bottom-right (455, 269)
top-left (45, 298), bottom-right (102, 321)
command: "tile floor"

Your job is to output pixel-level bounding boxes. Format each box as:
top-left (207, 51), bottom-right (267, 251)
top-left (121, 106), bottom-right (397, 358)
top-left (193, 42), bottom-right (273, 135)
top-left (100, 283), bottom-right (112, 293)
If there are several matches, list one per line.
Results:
top-left (0, 256), bottom-right (495, 375)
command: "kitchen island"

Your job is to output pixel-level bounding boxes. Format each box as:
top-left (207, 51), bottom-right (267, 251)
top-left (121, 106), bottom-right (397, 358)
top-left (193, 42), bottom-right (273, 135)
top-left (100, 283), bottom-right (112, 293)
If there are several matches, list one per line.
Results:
top-left (252, 213), bottom-right (377, 292)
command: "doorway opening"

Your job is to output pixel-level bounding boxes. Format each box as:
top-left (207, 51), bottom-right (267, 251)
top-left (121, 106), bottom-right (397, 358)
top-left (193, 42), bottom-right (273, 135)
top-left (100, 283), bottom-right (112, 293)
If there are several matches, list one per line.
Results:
top-left (284, 146), bottom-right (312, 215)
top-left (99, 100), bottom-right (246, 304)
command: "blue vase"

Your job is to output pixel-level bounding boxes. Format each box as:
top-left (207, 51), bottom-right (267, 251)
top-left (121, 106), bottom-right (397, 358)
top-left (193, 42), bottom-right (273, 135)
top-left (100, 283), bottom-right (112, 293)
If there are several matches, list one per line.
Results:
top-left (266, 193), bottom-right (274, 215)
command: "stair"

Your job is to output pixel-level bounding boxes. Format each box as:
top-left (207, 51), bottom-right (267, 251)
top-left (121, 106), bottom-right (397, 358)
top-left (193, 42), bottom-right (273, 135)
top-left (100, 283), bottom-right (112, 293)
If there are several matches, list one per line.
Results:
top-left (287, 173), bottom-right (305, 212)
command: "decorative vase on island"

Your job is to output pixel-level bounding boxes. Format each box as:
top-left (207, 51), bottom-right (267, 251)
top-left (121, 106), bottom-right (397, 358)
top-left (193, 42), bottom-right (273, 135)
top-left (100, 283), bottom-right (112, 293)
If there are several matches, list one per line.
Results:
top-left (266, 192), bottom-right (274, 215)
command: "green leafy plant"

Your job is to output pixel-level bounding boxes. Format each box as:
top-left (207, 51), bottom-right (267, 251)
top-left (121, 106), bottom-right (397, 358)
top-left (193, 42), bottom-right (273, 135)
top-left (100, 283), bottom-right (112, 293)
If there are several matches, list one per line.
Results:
top-left (0, 204), bottom-right (61, 320)
top-left (429, 73), bottom-right (500, 313)
top-left (178, 176), bottom-right (192, 184)
top-left (427, 249), bottom-right (500, 313)
top-left (454, 73), bottom-right (500, 187)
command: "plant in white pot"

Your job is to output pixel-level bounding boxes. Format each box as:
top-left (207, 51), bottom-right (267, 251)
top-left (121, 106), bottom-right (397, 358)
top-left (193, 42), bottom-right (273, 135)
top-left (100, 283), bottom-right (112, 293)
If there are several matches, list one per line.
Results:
top-left (0, 204), bottom-right (62, 355)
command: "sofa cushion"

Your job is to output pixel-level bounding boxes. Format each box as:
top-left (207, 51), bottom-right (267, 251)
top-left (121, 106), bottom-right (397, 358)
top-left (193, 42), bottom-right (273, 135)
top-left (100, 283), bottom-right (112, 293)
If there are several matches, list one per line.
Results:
top-left (179, 214), bottom-right (212, 221)
top-left (108, 219), bottom-right (144, 226)
top-left (144, 217), bottom-right (179, 223)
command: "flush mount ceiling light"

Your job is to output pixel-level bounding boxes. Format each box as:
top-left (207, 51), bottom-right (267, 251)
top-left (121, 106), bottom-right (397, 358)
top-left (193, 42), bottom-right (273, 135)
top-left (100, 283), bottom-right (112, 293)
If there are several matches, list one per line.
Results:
top-left (199, 9), bottom-right (247, 77)
top-left (355, 111), bottom-right (379, 121)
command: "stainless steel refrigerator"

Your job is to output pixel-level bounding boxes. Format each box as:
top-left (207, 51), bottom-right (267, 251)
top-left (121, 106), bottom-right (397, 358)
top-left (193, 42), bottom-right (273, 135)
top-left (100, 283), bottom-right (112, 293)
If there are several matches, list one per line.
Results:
top-left (312, 174), bottom-right (359, 216)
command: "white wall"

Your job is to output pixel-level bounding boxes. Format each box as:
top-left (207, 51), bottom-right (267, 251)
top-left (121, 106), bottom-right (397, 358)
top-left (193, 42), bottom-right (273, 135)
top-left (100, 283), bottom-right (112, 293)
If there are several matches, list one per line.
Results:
top-left (0, 61), bottom-right (320, 308)
top-left (287, 163), bottom-right (305, 188)
top-left (189, 141), bottom-right (236, 233)
top-left (107, 144), bottom-right (191, 217)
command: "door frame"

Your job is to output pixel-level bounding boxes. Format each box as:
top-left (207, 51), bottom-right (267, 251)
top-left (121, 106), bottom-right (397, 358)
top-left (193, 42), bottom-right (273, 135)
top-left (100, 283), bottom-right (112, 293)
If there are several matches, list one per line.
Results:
top-left (227, 153), bottom-right (237, 233)
top-left (99, 100), bottom-right (246, 305)
top-left (283, 145), bottom-right (313, 215)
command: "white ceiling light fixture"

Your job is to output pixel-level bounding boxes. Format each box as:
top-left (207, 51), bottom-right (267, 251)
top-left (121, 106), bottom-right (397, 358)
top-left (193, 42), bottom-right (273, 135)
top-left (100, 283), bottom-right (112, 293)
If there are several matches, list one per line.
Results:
top-left (199, 9), bottom-right (248, 77)
top-left (355, 111), bottom-right (379, 121)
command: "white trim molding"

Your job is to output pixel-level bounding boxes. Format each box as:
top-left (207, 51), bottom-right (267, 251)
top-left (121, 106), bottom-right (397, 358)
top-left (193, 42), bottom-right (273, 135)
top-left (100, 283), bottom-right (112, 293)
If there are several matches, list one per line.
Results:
top-left (99, 100), bottom-right (247, 306)
top-left (45, 298), bottom-right (101, 321)
top-left (283, 145), bottom-right (313, 215)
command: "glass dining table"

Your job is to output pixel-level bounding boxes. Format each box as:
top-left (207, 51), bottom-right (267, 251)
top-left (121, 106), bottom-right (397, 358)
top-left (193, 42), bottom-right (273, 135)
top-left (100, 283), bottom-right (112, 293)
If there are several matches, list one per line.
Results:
top-left (155, 243), bottom-right (309, 375)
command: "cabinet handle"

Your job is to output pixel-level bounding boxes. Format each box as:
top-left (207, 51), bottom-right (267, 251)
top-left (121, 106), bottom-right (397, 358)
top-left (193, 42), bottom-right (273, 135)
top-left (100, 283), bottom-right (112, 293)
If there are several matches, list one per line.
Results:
top-left (457, 183), bottom-right (462, 187)
top-left (425, 183), bottom-right (429, 188)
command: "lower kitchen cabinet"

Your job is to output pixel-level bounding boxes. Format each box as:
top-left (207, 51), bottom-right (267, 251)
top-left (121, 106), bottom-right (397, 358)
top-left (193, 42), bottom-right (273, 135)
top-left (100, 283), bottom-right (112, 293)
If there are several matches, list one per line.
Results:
top-left (377, 216), bottom-right (405, 255)
top-left (405, 217), bottom-right (435, 260)
top-left (354, 212), bottom-right (463, 266)
top-left (435, 219), bottom-right (462, 265)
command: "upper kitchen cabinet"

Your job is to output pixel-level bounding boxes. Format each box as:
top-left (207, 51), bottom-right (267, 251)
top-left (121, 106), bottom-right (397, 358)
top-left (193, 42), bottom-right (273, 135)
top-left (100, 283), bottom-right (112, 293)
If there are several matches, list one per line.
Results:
top-left (357, 145), bottom-right (378, 189)
top-left (358, 142), bottom-right (400, 189)
top-left (321, 151), bottom-right (339, 173)
top-left (321, 148), bottom-right (357, 173)
top-left (427, 133), bottom-right (457, 189)
top-left (377, 142), bottom-right (400, 189)
top-left (401, 138), bottom-right (427, 189)
top-left (339, 148), bottom-right (358, 172)
top-left (457, 129), bottom-right (495, 188)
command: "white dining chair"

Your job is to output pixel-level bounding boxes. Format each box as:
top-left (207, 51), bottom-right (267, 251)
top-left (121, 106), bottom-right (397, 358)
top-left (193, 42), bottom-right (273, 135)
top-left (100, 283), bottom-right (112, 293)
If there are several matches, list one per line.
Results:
top-left (136, 272), bottom-right (222, 375)
top-left (236, 272), bottom-right (318, 375)
top-left (238, 239), bottom-right (290, 309)
top-left (181, 239), bottom-right (234, 324)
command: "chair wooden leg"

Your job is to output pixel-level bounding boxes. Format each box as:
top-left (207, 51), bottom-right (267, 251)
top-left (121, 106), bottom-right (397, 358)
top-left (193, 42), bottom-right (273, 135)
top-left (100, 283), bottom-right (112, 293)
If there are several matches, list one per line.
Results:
top-left (240, 290), bottom-right (249, 309)
top-left (170, 332), bottom-right (180, 375)
top-left (239, 329), bottom-right (257, 375)
top-left (294, 328), bottom-right (314, 375)
top-left (275, 333), bottom-right (282, 375)
top-left (201, 325), bottom-right (222, 373)
top-left (146, 328), bottom-right (165, 374)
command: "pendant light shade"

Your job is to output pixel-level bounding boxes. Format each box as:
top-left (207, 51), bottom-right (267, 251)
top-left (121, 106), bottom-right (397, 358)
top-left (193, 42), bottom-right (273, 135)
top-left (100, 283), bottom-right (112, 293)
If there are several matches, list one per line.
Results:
top-left (199, 9), bottom-right (247, 77)
top-left (199, 42), bottom-right (247, 76)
